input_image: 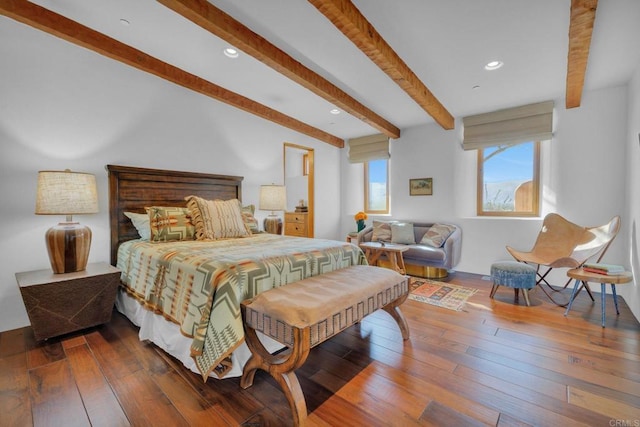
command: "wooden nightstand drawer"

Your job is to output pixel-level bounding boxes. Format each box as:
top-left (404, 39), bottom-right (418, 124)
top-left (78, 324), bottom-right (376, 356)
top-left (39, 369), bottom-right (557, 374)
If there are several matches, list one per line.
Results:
top-left (285, 222), bottom-right (307, 236)
top-left (285, 213), bottom-right (306, 223)
top-left (284, 212), bottom-right (310, 237)
top-left (16, 262), bottom-right (121, 341)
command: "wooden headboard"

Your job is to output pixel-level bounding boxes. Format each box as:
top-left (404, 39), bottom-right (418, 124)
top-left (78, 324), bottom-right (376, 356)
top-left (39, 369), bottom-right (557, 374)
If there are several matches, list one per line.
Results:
top-left (107, 164), bottom-right (243, 266)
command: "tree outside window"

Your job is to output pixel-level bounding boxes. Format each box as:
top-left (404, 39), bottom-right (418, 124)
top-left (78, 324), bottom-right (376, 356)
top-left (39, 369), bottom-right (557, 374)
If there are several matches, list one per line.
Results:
top-left (477, 141), bottom-right (540, 216)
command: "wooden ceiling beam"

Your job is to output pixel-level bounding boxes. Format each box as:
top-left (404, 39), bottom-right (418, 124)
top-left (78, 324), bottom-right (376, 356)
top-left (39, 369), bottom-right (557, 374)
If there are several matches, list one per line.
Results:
top-left (566, 0), bottom-right (598, 108)
top-left (157, 0), bottom-right (400, 139)
top-left (0, 0), bottom-right (344, 147)
top-left (308, 0), bottom-right (454, 130)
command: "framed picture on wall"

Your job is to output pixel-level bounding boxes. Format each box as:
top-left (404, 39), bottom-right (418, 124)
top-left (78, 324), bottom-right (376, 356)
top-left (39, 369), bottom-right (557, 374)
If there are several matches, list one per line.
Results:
top-left (409, 178), bottom-right (433, 196)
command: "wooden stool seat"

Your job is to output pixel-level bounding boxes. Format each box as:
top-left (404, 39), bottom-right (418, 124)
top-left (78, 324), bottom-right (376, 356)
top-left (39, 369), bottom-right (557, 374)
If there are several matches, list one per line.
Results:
top-left (240, 265), bottom-right (410, 426)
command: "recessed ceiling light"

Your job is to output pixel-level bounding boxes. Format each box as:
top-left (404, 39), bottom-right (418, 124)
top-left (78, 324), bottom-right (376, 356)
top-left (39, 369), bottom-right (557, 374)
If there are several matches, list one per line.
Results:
top-left (330, 109), bottom-right (340, 115)
top-left (119, 18), bottom-right (130, 26)
top-left (484, 60), bottom-right (503, 71)
top-left (223, 48), bottom-right (239, 59)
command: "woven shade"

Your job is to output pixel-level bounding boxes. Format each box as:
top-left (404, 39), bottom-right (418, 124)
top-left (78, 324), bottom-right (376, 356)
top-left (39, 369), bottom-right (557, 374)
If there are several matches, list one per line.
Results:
top-left (259, 184), bottom-right (286, 211)
top-left (348, 133), bottom-right (390, 163)
top-left (36, 170), bottom-right (99, 215)
top-left (462, 101), bottom-right (554, 150)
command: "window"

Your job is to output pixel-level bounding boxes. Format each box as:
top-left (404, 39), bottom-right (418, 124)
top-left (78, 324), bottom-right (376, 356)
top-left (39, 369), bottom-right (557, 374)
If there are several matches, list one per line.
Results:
top-left (364, 158), bottom-right (389, 214)
top-left (477, 141), bottom-right (540, 217)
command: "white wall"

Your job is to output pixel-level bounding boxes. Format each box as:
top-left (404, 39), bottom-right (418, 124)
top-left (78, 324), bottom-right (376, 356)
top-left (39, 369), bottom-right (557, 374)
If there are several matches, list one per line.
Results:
top-left (621, 62), bottom-right (640, 317)
top-left (341, 85), bottom-right (635, 319)
top-left (0, 19), bottom-right (343, 332)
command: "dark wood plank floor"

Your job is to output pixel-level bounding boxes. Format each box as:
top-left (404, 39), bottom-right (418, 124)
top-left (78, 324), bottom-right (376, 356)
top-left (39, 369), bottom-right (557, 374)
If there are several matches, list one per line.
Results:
top-left (1, 271), bottom-right (639, 426)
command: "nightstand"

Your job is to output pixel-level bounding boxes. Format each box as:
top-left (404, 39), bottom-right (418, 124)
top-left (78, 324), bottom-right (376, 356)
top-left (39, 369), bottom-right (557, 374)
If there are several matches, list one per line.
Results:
top-left (284, 212), bottom-right (310, 237)
top-left (16, 262), bottom-right (121, 341)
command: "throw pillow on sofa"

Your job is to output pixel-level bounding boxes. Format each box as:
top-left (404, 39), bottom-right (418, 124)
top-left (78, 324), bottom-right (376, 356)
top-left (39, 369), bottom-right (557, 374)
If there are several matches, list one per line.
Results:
top-left (372, 220), bottom-right (396, 242)
top-left (421, 223), bottom-right (456, 247)
top-left (391, 222), bottom-right (416, 244)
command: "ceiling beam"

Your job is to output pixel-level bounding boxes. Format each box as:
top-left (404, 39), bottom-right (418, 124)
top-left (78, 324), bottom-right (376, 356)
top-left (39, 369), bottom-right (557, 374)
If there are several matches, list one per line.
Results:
top-left (157, 0), bottom-right (400, 139)
top-left (0, 0), bottom-right (344, 147)
top-left (566, 0), bottom-right (598, 109)
top-left (308, 0), bottom-right (454, 130)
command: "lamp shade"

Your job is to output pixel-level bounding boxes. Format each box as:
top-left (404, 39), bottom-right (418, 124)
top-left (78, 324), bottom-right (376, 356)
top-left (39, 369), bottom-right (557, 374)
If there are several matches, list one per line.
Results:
top-left (36, 170), bottom-right (98, 215)
top-left (259, 184), bottom-right (286, 211)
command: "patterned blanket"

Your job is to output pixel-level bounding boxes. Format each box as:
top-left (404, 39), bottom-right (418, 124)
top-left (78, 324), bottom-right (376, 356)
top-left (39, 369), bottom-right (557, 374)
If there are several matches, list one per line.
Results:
top-left (117, 234), bottom-right (367, 379)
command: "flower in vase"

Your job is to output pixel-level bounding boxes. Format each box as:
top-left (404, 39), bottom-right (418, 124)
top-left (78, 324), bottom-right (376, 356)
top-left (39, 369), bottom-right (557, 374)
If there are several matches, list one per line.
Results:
top-left (354, 211), bottom-right (368, 232)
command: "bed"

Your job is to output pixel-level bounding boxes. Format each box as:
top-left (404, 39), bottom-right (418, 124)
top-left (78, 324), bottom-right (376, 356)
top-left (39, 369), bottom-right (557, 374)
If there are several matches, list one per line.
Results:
top-left (107, 165), bottom-right (367, 380)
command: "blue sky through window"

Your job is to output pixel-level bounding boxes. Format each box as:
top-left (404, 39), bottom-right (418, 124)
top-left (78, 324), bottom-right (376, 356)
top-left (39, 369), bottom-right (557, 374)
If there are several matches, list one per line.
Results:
top-left (484, 142), bottom-right (534, 183)
top-left (368, 158), bottom-right (387, 183)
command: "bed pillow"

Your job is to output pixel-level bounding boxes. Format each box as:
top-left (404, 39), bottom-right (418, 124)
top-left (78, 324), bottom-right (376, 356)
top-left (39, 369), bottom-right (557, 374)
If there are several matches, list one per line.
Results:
top-left (242, 204), bottom-right (260, 234)
top-left (186, 196), bottom-right (250, 239)
top-left (420, 223), bottom-right (456, 248)
top-left (147, 206), bottom-right (195, 242)
top-left (391, 222), bottom-right (416, 244)
top-left (124, 211), bottom-right (151, 241)
top-left (371, 220), bottom-right (396, 242)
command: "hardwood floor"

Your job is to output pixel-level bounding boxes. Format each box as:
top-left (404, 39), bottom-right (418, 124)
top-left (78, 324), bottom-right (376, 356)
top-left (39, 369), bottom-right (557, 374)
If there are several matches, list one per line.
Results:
top-left (1, 271), bottom-right (639, 426)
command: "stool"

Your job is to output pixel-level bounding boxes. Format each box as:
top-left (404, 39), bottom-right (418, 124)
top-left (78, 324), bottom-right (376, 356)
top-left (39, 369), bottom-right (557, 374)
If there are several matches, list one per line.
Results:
top-left (564, 267), bottom-right (633, 327)
top-left (490, 261), bottom-right (536, 306)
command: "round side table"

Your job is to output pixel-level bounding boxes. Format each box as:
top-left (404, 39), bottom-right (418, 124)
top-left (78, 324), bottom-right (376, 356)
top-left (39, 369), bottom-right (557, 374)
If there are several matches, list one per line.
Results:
top-left (564, 268), bottom-right (633, 327)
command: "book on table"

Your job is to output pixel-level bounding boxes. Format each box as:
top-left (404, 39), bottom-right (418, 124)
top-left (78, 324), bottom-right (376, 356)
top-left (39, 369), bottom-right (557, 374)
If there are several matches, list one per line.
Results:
top-left (582, 262), bottom-right (625, 275)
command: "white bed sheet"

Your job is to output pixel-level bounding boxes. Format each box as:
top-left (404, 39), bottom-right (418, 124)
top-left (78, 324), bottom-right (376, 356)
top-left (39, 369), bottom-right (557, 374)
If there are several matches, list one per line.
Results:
top-left (115, 288), bottom-right (284, 379)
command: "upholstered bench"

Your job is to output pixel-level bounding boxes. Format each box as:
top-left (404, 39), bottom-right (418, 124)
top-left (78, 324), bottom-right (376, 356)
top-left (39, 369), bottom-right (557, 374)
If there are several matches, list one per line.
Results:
top-left (490, 261), bottom-right (537, 306)
top-left (240, 265), bottom-right (410, 426)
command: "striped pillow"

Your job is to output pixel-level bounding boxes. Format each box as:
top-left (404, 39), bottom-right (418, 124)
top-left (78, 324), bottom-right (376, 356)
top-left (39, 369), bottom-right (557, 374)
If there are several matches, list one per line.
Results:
top-left (186, 196), bottom-right (250, 239)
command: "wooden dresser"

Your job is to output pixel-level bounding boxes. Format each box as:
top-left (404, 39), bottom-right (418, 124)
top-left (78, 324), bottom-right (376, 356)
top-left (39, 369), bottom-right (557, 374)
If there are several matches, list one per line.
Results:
top-left (284, 212), bottom-right (310, 237)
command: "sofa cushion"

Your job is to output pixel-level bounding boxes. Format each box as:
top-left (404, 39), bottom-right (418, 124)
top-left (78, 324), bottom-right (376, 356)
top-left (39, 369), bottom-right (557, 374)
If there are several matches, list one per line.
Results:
top-left (420, 223), bottom-right (456, 248)
top-left (391, 222), bottom-right (416, 244)
top-left (403, 245), bottom-right (447, 263)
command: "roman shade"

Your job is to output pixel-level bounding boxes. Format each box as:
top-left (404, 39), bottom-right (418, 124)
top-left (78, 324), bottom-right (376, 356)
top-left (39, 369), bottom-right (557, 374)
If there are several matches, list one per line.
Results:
top-left (462, 101), bottom-right (554, 150)
top-left (348, 133), bottom-right (390, 163)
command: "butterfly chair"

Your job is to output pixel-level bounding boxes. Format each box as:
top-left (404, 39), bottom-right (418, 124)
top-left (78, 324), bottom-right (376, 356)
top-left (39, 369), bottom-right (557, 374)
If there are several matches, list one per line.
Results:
top-left (506, 213), bottom-right (621, 306)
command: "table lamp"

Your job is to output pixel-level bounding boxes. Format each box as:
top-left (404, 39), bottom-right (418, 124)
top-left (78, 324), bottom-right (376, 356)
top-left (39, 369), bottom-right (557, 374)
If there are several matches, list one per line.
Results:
top-left (35, 169), bottom-right (99, 273)
top-left (259, 184), bottom-right (286, 234)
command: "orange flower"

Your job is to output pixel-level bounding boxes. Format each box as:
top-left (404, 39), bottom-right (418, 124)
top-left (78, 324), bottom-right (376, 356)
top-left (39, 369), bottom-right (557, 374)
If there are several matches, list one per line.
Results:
top-left (354, 211), bottom-right (367, 221)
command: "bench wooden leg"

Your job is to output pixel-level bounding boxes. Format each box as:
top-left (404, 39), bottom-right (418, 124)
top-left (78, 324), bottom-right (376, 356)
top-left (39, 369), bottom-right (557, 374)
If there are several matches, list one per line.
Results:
top-left (240, 314), bottom-right (311, 426)
top-left (382, 293), bottom-right (410, 340)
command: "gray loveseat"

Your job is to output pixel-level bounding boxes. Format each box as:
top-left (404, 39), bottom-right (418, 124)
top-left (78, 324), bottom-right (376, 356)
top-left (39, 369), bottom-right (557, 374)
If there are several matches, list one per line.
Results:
top-left (357, 221), bottom-right (462, 277)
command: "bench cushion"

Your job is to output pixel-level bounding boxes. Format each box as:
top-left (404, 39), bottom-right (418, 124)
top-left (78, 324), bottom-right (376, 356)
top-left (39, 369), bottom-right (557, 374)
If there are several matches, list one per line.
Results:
top-left (242, 265), bottom-right (408, 348)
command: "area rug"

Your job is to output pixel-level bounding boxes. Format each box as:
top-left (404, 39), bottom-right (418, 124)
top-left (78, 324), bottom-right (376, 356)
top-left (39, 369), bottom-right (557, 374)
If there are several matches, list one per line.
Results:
top-left (409, 277), bottom-right (478, 311)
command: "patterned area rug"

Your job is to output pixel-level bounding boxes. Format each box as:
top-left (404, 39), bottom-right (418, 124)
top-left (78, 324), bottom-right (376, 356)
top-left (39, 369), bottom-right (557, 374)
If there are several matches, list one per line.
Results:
top-left (409, 277), bottom-right (478, 311)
